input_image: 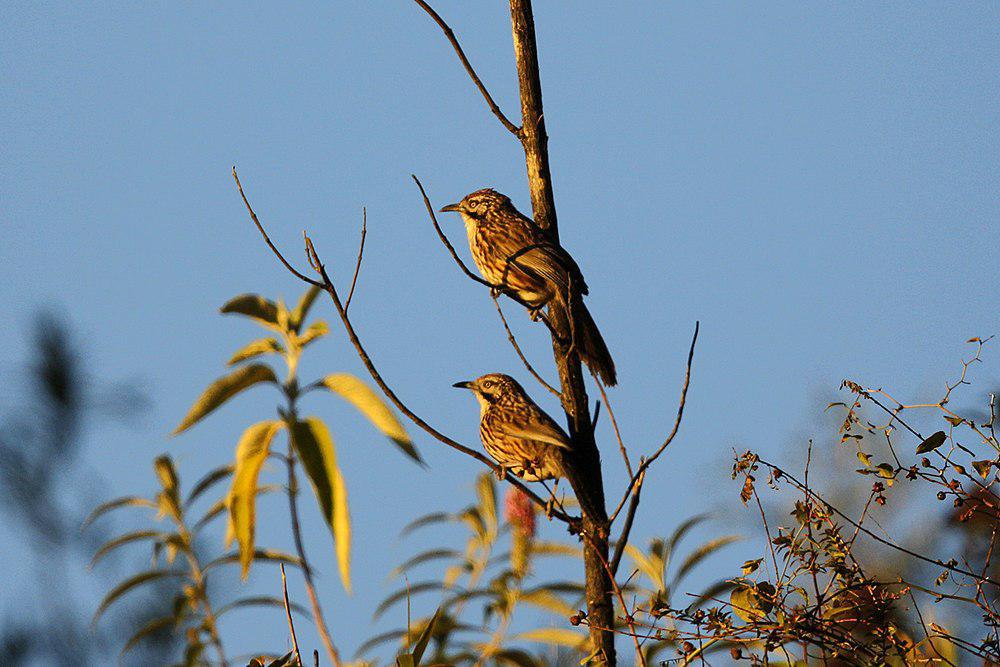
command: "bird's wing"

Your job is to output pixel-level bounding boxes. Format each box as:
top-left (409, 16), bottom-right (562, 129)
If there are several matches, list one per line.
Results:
top-left (507, 242), bottom-right (589, 296)
top-left (497, 404), bottom-right (572, 449)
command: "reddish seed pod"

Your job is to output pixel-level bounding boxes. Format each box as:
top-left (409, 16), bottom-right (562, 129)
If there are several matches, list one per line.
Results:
top-left (937, 491), bottom-right (947, 500)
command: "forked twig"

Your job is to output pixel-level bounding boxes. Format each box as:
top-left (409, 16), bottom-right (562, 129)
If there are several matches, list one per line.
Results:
top-left (610, 322), bottom-right (699, 534)
top-left (280, 564), bottom-right (303, 667)
top-left (412, 0), bottom-right (521, 137)
top-left (492, 296), bottom-right (560, 398)
top-left (344, 207), bottom-right (367, 313)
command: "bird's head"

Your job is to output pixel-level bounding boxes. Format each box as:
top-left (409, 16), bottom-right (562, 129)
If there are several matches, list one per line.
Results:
top-left (453, 372), bottom-right (521, 408)
top-left (439, 188), bottom-right (512, 224)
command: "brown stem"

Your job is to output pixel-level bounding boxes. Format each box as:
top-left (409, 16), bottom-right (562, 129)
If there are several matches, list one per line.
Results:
top-left (280, 563), bottom-right (303, 667)
top-left (507, 1), bottom-right (613, 661)
top-left (286, 448), bottom-right (342, 666)
top-left (343, 207), bottom-right (367, 314)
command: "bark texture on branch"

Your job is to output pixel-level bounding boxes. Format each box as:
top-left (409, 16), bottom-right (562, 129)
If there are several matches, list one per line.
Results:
top-left (508, 1), bottom-right (616, 662)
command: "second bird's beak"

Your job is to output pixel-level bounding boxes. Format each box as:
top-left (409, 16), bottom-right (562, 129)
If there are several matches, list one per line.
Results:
top-left (452, 380), bottom-right (473, 390)
top-left (439, 203), bottom-right (462, 213)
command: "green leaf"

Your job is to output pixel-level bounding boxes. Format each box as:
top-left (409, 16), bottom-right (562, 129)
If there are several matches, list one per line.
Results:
top-left (916, 431), bottom-right (947, 454)
top-left (120, 616), bottom-right (177, 657)
top-left (185, 464), bottom-right (234, 507)
top-left (90, 530), bottom-right (167, 569)
top-left (290, 285), bottom-right (322, 331)
top-left (401, 512), bottom-right (455, 537)
top-left (741, 558), bottom-right (763, 576)
top-left (228, 338), bottom-right (284, 366)
top-left (154, 455), bottom-right (179, 494)
top-left (476, 473), bottom-right (498, 538)
top-left (411, 606), bottom-right (442, 665)
top-left (856, 451), bottom-right (872, 466)
top-left (94, 570), bottom-right (185, 623)
top-left (214, 596), bottom-right (308, 619)
top-left (319, 373), bottom-right (421, 464)
top-left (730, 584), bottom-right (764, 623)
top-left (220, 293), bottom-right (281, 329)
top-left (290, 417), bottom-right (351, 592)
top-left (228, 420), bottom-right (285, 579)
top-left (513, 628), bottom-right (587, 649)
top-left (82, 496), bottom-right (156, 529)
top-left (875, 463), bottom-right (895, 479)
top-left (295, 320), bottom-right (328, 348)
top-left (391, 549), bottom-right (462, 577)
top-left (173, 364), bottom-right (277, 435)
top-left (374, 582), bottom-right (446, 620)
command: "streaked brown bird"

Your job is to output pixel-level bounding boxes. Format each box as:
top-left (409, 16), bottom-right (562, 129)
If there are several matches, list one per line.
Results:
top-left (441, 189), bottom-right (617, 386)
top-left (453, 373), bottom-right (569, 482)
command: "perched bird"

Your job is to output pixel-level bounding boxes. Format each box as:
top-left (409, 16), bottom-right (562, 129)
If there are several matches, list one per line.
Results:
top-left (453, 373), bottom-right (569, 482)
top-left (440, 189), bottom-right (617, 386)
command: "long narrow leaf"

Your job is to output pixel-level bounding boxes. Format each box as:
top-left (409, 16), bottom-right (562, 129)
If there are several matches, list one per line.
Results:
top-left (374, 581), bottom-right (446, 620)
top-left (214, 596), bottom-right (308, 619)
top-left (228, 420), bottom-right (284, 579)
top-left (173, 364), bottom-right (277, 434)
top-left (220, 293), bottom-right (280, 328)
top-left (194, 484), bottom-right (280, 533)
top-left (90, 530), bottom-right (166, 569)
top-left (320, 373), bottom-right (421, 464)
top-left (228, 338), bottom-right (284, 366)
top-left (673, 535), bottom-right (742, 587)
top-left (290, 417), bottom-right (351, 592)
top-left (94, 570), bottom-right (185, 623)
top-left (411, 606), bottom-right (442, 665)
top-left (290, 285), bottom-right (322, 331)
top-left (82, 496), bottom-right (156, 529)
top-left (120, 616), bottom-right (177, 656)
top-left (203, 549), bottom-right (302, 574)
top-left (185, 464), bottom-right (234, 507)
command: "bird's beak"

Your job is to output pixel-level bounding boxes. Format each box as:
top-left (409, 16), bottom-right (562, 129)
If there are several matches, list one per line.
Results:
top-left (439, 203), bottom-right (462, 213)
top-left (452, 380), bottom-right (473, 390)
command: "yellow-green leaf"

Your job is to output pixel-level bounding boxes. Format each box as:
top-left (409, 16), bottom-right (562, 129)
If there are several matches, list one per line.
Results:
top-left (730, 584), bottom-right (764, 622)
top-left (94, 570), bottom-right (184, 623)
top-left (320, 373), bottom-right (421, 464)
top-left (173, 364), bottom-right (277, 435)
top-left (228, 338), bottom-right (284, 366)
top-left (220, 293), bottom-right (281, 329)
top-left (476, 473), bottom-right (498, 538)
top-left (291, 417), bottom-right (351, 593)
top-left (290, 285), bottom-right (323, 331)
top-left (228, 420), bottom-right (284, 580)
top-left (295, 320), bottom-right (329, 348)
top-left (514, 628), bottom-right (587, 649)
top-left (82, 496), bottom-right (156, 529)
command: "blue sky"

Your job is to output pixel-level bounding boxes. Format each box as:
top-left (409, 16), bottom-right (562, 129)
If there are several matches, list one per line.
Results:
top-left (2, 1), bottom-right (998, 662)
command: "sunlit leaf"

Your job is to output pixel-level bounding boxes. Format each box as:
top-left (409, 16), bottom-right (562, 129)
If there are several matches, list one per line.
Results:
top-left (228, 338), bottom-right (284, 366)
top-left (173, 364), bottom-right (277, 435)
top-left (730, 584), bottom-right (765, 623)
top-left (220, 293), bottom-right (281, 329)
top-left (916, 431), bottom-right (947, 454)
top-left (290, 285), bottom-right (322, 331)
top-left (290, 417), bottom-right (351, 592)
top-left (493, 649), bottom-right (542, 667)
top-left (228, 420), bottom-right (285, 579)
top-left (530, 541), bottom-right (582, 559)
top-left (625, 544), bottom-right (661, 589)
top-left (295, 320), bottom-right (328, 348)
top-left (521, 589), bottom-right (575, 617)
top-left (401, 512), bottom-right (454, 537)
top-left (514, 627), bottom-right (587, 649)
top-left (94, 570), bottom-right (185, 623)
top-left (194, 484), bottom-right (280, 534)
top-left (391, 549), bottom-right (462, 577)
top-left (972, 460), bottom-right (994, 478)
top-left (82, 496), bottom-right (156, 529)
top-left (90, 530), bottom-right (167, 569)
top-left (476, 473), bottom-right (498, 538)
top-left (319, 373), bottom-right (421, 464)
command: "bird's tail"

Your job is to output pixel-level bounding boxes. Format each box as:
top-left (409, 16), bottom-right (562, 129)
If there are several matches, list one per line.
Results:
top-left (569, 299), bottom-right (617, 387)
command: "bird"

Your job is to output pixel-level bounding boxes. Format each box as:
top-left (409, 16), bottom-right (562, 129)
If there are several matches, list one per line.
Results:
top-left (453, 373), bottom-right (569, 482)
top-left (440, 189), bottom-right (617, 386)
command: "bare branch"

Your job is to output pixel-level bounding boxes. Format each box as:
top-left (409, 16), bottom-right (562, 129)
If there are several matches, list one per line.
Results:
top-left (232, 167), bottom-right (322, 288)
top-left (592, 373), bottom-right (631, 477)
top-left (279, 564), bottom-right (303, 667)
top-left (412, 0), bottom-right (521, 137)
top-left (492, 296), bottom-right (560, 398)
top-left (343, 207), bottom-right (367, 313)
top-left (300, 233), bottom-right (575, 525)
top-left (611, 321), bottom-right (699, 526)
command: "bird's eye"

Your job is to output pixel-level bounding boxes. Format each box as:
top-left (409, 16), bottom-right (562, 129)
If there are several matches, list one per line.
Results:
top-left (482, 380), bottom-right (494, 389)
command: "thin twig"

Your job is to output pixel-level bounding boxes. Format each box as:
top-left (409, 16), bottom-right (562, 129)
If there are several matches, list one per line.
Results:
top-left (593, 372), bottom-right (631, 477)
top-left (609, 466), bottom-right (644, 575)
top-left (492, 296), bottom-right (560, 398)
top-left (343, 207), bottom-right (367, 313)
top-left (411, 0), bottom-right (521, 137)
top-left (610, 321), bottom-right (699, 525)
top-left (280, 563), bottom-right (303, 667)
top-left (232, 167), bottom-right (322, 288)
top-left (286, 450), bottom-right (342, 666)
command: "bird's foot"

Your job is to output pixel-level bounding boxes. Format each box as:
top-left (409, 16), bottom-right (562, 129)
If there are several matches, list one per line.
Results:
top-left (490, 286), bottom-right (503, 299)
top-left (495, 466), bottom-right (509, 481)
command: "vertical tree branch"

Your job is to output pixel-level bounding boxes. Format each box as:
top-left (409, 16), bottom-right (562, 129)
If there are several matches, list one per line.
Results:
top-left (508, 1), bottom-right (615, 662)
